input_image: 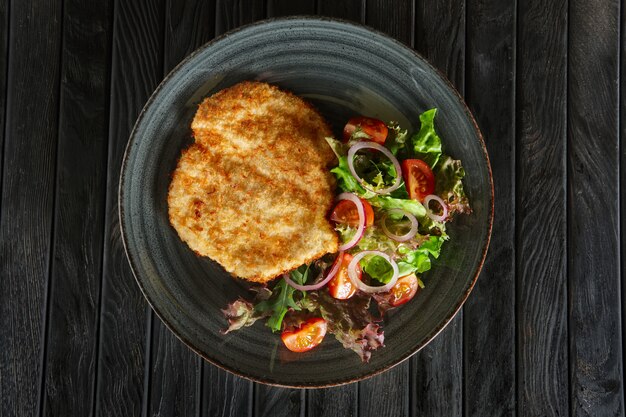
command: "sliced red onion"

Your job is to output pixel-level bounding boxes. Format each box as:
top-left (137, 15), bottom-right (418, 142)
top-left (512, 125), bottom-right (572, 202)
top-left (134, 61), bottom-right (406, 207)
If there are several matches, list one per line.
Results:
top-left (335, 193), bottom-right (366, 251)
top-left (424, 194), bottom-right (449, 222)
top-left (347, 141), bottom-right (402, 195)
top-left (381, 209), bottom-right (418, 242)
top-left (284, 251), bottom-right (344, 291)
top-left (347, 251), bottom-right (399, 293)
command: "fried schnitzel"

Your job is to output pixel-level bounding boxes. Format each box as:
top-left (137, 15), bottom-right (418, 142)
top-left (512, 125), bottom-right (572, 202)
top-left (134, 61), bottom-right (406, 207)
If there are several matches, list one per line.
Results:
top-left (168, 81), bottom-right (339, 283)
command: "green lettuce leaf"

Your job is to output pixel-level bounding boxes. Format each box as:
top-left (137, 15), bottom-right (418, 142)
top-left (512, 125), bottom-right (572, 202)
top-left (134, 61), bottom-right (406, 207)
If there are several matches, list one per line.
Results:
top-left (288, 264), bottom-right (311, 286)
top-left (435, 155), bottom-right (471, 215)
top-left (409, 109), bottom-right (442, 168)
top-left (368, 195), bottom-right (426, 218)
top-left (326, 137), bottom-right (400, 196)
top-left (361, 254), bottom-right (395, 284)
top-left (330, 156), bottom-right (375, 197)
top-left (396, 235), bottom-right (446, 276)
top-left (385, 121), bottom-right (410, 156)
top-left (254, 269), bottom-right (308, 332)
top-left (325, 137), bottom-right (364, 194)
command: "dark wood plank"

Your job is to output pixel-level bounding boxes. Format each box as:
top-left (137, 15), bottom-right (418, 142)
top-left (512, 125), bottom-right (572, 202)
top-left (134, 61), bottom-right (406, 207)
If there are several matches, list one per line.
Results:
top-left (410, 0), bottom-right (465, 416)
top-left (463, 0), bottom-right (516, 415)
top-left (568, 0), bottom-right (623, 415)
top-left (39, 0), bottom-right (113, 416)
top-left (317, 0), bottom-right (362, 21)
top-left (93, 1), bottom-right (164, 416)
top-left (147, 322), bottom-right (201, 417)
top-left (414, 0), bottom-right (465, 90)
top-left (144, 2), bottom-right (216, 417)
top-left (255, 388), bottom-right (305, 417)
top-left (163, 0), bottom-right (216, 72)
top-left (360, 365), bottom-right (410, 417)
top-left (358, 3), bottom-right (413, 417)
top-left (516, 0), bottom-right (568, 415)
top-left (201, 367), bottom-right (252, 417)
top-left (307, 384), bottom-right (357, 417)
top-left (215, 0), bottom-right (265, 36)
top-left (410, 319), bottom-right (463, 416)
top-left (622, 5), bottom-right (626, 417)
top-left (197, 5), bottom-right (258, 416)
top-left (0, 0), bottom-right (8, 191)
top-left (0, 0), bottom-right (63, 415)
top-left (267, 0), bottom-right (316, 16)
top-left (365, 0), bottom-right (413, 46)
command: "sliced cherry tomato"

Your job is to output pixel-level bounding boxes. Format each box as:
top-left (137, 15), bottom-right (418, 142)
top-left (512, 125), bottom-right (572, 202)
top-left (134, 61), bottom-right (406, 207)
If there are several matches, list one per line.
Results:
top-left (281, 317), bottom-right (327, 353)
top-left (343, 116), bottom-right (389, 144)
top-left (330, 198), bottom-right (374, 227)
top-left (328, 253), bottom-right (362, 300)
top-left (402, 159), bottom-right (435, 202)
top-left (388, 273), bottom-right (419, 306)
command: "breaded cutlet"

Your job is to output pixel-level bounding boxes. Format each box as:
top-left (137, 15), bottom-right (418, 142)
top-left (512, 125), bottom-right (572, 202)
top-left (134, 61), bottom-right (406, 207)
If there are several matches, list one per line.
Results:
top-left (168, 81), bottom-right (339, 283)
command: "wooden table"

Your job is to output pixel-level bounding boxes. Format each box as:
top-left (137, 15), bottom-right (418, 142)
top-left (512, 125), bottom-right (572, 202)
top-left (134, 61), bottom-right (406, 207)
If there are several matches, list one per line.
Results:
top-left (1, 0), bottom-right (623, 416)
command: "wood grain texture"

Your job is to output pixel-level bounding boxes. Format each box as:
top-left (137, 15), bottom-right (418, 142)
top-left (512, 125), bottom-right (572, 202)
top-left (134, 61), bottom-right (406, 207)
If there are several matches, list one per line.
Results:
top-left (0, 0), bottom-right (8, 195)
top-left (365, 0), bottom-right (413, 46)
top-left (39, 0), bottom-right (113, 416)
top-left (317, 0), bottom-right (362, 21)
top-left (267, 0), bottom-right (315, 16)
top-left (464, 0), bottom-right (516, 415)
top-left (163, 0), bottom-right (216, 73)
top-left (410, 0), bottom-right (465, 415)
top-left (147, 318), bottom-right (201, 417)
top-left (410, 319), bottom-right (463, 416)
top-left (360, 364), bottom-right (410, 417)
top-left (307, 385), bottom-right (357, 417)
top-left (255, 388), bottom-right (304, 417)
top-left (93, 1), bottom-right (164, 416)
top-left (516, 0), bottom-right (569, 415)
top-left (0, 0), bottom-right (63, 415)
top-left (200, 367), bottom-right (251, 417)
top-left (414, 0), bottom-right (465, 88)
top-left (568, 0), bottom-right (623, 415)
top-left (215, 0), bottom-right (265, 36)
top-left (622, 5), bottom-right (626, 417)
top-left (144, 2), bottom-right (216, 417)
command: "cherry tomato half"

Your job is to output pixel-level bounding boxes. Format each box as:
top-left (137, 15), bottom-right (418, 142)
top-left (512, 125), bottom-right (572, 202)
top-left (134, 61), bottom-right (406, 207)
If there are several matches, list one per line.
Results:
top-left (330, 198), bottom-right (375, 228)
top-left (388, 273), bottom-right (419, 306)
top-left (328, 253), bottom-right (362, 300)
top-left (281, 317), bottom-right (327, 353)
top-left (343, 116), bottom-right (389, 144)
top-left (402, 159), bottom-right (435, 202)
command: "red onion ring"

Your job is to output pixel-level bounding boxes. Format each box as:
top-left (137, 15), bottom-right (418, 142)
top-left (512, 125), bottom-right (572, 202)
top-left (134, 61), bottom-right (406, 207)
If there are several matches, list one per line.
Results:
top-left (424, 194), bottom-right (448, 222)
top-left (347, 251), bottom-right (400, 293)
top-left (335, 193), bottom-right (366, 251)
top-left (381, 209), bottom-right (418, 242)
top-left (284, 251), bottom-right (344, 291)
top-left (347, 141), bottom-right (402, 195)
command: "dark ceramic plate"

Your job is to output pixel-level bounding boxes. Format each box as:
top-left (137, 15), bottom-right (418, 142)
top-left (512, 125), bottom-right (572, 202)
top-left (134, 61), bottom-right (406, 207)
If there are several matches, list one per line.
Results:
top-left (120, 17), bottom-right (493, 387)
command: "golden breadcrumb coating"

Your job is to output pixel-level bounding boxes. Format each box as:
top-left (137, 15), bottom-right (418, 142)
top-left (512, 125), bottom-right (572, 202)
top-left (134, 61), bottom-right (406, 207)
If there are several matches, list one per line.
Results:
top-left (168, 81), bottom-right (339, 283)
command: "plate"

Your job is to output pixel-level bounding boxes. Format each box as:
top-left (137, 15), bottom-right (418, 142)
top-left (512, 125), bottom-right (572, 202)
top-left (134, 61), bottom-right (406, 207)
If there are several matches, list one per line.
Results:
top-left (119, 17), bottom-right (493, 387)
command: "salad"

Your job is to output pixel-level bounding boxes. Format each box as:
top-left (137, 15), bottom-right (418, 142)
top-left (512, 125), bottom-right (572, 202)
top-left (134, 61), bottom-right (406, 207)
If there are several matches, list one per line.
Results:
top-left (222, 109), bottom-right (471, 362)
